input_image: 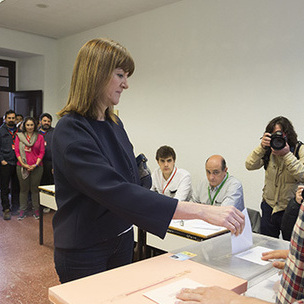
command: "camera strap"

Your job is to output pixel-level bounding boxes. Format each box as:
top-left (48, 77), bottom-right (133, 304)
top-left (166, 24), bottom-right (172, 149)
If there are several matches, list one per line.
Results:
top-left (294, 141), bottom-right (303, 159)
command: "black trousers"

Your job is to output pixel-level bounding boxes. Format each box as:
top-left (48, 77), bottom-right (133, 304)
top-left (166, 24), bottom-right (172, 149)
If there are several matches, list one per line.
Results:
top-left (0, 164), bottom-right (20, 211)
top-left (40, 160), bottom-right (54, 185)
top-left (260, 201), bottom-right (285, 239)
top-left (54, 229), bottom-right (134, 283)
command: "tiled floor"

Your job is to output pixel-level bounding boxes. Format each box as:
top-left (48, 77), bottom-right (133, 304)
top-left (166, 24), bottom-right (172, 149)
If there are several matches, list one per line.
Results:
top-left (0, 210), bottom-right (60, 304)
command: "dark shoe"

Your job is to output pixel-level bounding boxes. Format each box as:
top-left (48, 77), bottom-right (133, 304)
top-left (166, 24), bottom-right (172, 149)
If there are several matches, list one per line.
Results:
top-left (11, 205), bottom-right (20, 214)
top-left (17, 210), bottom-right (26, 220)
top-left (11, 208), bottom-right (20, 216)
top-left (3, 209), bottom-right (11, 220)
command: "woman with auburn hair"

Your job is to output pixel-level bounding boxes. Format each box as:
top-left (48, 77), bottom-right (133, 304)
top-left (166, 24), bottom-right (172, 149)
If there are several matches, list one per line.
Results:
top-left (52, 38), bottom-right (244, 283)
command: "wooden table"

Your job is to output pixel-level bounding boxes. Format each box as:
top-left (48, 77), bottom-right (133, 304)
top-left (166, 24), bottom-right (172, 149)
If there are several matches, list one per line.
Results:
top-left (49, 253), bottom-right (247, 304)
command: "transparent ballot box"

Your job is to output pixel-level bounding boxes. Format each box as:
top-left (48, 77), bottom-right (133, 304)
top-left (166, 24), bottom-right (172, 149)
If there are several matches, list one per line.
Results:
top-left (172, 233), bottom-right (289, 288)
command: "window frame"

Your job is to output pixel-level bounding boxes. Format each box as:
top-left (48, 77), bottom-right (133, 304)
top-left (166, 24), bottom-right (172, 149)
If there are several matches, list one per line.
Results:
top-left (0, 59), bottom-right (16, 92)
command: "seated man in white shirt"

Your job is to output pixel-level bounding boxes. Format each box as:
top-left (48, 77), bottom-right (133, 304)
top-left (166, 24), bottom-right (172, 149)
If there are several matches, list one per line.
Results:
top-left (151, 145), bottom-right (192, 201)
top-left (192, 155), bottom-right (244, 211)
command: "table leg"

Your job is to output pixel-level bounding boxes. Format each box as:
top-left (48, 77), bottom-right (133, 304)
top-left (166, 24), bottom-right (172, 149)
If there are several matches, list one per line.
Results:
top-left (138, 228), bottom-right (147, 260)
top-left (39, 202), bottom-right (44, 245)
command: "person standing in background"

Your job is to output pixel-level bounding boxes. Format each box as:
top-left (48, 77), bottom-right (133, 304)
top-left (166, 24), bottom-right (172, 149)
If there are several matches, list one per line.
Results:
top-left (38, 113), bottom-right (54, 185)
top-left (38, 113), bottom-right (54, 213)
top-left (245, 116), bottom-right (304, 240)
top-left (0, 110), bottom-right (20, 220)
top-left (15, 114), bottom-right (24, 128)
top-left (151, 145), bottom-right (192, 201)
top-left (15, 117), bottom-right (45, 220)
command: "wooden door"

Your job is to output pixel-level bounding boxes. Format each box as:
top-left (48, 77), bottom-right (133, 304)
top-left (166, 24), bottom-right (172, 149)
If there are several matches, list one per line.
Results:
top-left (9, 90), bottom-right (43, 122)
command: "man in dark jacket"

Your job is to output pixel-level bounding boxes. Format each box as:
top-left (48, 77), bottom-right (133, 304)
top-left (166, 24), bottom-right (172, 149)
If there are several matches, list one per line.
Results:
top-left (38, 113), bottom-right (54, 213)
top-left (0, 110), bottom-right (20, 220)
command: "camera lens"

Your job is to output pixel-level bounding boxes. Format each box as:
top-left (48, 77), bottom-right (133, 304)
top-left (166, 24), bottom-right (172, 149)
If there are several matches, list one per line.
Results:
top-left (270, 131), bottom-right (286, 150)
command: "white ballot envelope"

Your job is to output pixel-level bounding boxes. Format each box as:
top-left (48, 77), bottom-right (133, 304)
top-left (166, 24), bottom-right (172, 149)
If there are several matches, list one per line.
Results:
top-left (231, 208), bottom-right (253, 254)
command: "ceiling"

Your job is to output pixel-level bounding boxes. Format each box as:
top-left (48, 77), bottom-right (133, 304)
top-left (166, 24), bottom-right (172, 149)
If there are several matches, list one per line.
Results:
top-left (0, 0), bottom-right (182, 39)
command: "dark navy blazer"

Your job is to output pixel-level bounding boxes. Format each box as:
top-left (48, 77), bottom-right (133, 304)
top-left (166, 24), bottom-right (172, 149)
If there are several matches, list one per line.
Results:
top-left (52, 113), bottom-right (177, 249)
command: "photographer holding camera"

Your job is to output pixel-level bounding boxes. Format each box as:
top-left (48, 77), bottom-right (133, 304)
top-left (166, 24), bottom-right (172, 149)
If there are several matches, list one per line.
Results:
top-left (245, 116), bottom-right (304, 240)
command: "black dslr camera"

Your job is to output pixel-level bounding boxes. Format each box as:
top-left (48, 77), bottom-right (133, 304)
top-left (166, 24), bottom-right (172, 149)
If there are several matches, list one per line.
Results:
top-left (270, 131), bottom-right (286, 150)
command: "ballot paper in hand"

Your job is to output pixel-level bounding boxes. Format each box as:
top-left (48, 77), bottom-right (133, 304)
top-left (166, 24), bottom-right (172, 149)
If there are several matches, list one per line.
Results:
top-left (231, 208), bottom-right (253, 254)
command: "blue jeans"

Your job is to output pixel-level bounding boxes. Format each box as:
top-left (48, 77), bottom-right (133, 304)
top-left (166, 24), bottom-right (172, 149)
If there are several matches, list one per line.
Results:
top-left (54, 228), bottom-right (134, 283)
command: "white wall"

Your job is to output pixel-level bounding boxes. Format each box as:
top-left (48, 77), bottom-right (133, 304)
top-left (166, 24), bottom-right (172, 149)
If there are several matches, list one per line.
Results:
top-left (18, 56), bottom-right (44, 91)
top-left (56, 0), bottom-right (304, 211)
top-left (1, 0), bottom-right (304, 212)
top-left (0, 28), bottom-right (59, 119)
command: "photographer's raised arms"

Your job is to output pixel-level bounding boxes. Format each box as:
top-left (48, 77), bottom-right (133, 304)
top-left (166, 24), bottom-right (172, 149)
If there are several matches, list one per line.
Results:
top-left (245, 116), bottom-right (304, 241)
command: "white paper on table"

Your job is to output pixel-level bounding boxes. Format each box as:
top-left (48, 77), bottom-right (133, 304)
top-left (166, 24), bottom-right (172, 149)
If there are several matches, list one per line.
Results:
top-left (170, 219), bottom-right (227, 236)
top-left (235, 245), bottom-right (273, 265)
top-left (231, 208), bottom-right (253, 254)
top-left (143, 278), bottom-right (204, 304)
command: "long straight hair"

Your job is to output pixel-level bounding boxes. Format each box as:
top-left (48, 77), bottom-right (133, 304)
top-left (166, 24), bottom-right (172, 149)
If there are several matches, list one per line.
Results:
top-left (58, 38), bottom-right (135, 122)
